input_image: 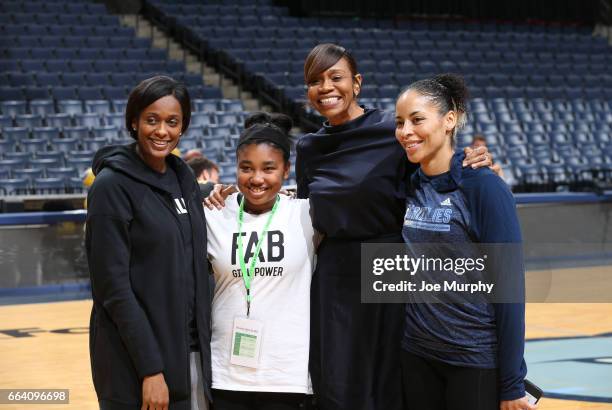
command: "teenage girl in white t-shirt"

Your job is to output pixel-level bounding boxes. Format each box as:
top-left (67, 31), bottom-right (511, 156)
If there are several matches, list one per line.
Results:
top-left (205, 112), bottom-right (317, 410)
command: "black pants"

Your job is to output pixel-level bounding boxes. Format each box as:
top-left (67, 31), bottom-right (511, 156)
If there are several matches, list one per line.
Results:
top-left (401, 350), bottom-right (499, 410)
top-left (212, 389), bottom-right (306, 410)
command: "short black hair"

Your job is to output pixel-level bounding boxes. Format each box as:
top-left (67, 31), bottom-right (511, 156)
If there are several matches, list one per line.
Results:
top-left (472, 134), bottom-right (486, 143)
top-left (125, 75), bottom-right (191, 140)
top-left (187, 157), bottom-right (219, 178)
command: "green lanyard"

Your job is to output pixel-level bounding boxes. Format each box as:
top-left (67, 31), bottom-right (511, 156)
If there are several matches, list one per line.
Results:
top-left (237, 195), bottom-right (280, 317)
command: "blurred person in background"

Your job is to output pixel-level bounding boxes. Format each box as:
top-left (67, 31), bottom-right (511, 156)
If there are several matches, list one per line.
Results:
top-left (188, 157), bottom-right (220, 199)
top-left (184, 148), bottom-right (204, 162)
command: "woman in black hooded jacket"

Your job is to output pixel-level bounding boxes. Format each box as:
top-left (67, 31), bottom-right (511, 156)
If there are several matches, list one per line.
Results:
top-left (86, 76), bottom-right (211, 410)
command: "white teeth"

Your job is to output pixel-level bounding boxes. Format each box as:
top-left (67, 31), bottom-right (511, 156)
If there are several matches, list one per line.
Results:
top-left (320, 97), bottom-right (340, 106)
top-left (151, 139), bottom-right (169, 147)
top-left (407, 141), bottom-right (423, 149)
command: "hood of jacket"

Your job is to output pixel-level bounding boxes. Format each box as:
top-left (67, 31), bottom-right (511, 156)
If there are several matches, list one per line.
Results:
top-left (92, 143), bottom-right (196, 194)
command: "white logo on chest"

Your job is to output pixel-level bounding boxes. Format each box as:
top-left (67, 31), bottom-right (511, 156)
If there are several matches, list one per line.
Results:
top-left (174, 198), bottom-right (188, 214)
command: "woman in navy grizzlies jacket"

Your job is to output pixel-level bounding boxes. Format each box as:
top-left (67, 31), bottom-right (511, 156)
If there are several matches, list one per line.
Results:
top-left (86, 76), bottom-right (211, 410)
top-left (295, 44), bottom-right (494, 410)
top-left (395, 74), bottom-right (535, 410)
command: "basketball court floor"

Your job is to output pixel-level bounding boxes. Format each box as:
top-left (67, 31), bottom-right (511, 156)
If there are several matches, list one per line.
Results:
top-left (1, 268), bottom-right (611, 409)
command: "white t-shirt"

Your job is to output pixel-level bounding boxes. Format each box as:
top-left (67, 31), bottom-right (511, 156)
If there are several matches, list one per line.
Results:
top-left (205, 193), bottom-right (315, 393)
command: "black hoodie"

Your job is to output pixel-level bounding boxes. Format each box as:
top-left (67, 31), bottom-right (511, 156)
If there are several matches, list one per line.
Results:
top-left (86, 144), bottom-right (211, 410)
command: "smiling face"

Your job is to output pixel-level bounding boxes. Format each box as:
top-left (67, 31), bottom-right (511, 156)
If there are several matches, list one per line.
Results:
top-left (237, 142), bottom-right (289, 213)
top-left (395, 90), bottom-right (457, 175)
top-left (306, 57), bottom-right (363, 126)
top-left (132, 95), bottom-right (183, 173)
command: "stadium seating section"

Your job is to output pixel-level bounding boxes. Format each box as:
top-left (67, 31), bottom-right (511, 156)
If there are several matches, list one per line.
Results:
top-left (0, 0), bottom-right (264, 195)
top-left (145, 0), bottom-right (612, 193)
top-left (1, 0), bottom-right (611, 196)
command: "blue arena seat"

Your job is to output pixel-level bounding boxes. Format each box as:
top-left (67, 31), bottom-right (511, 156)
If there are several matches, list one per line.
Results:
top-left (0, 178), bottom-right (29, 195)
top-left (81, 136), bottom-right (109, 152)
top-left (30, 157), bottom-right (64, 170)
top-left (53, 47), bottom-right (79, 60)
top-left (52, 86), bottom-right (79, 101)
top-left (21, 59), bottom-right (45, 71)
top-left (0, 59), bottom-right (20, 71)
top-left (29, 100), bottom-right (55, 117)
top-left (33, 176), bottom-right (66, 193)
top-left (15, 114), bottom-right (43, 129)
top-left (85, 101), bottom-right (112, 115)
top-left (86, 73), bottom-right (110, 87)
top-left (103, 113), bottom-right (124, 129)
top-left (46, 59), bottom-right (70, 72)
top-left (102, 86), bottom-right (128, 101)
top-left (46, 114), bottom-right (73, 129)
top-left (178, 136), bottom-right (199, 151)
top-left (3, 151), bottom-right (33, 167)
top-left (66, 157), bottom-right (92, 175)
top-left (183, 125), bottom-right (204, 140)
top-left (78, 86), bottom-right (105, 101)
top-left (9, 72), bottom-right (36, 86)
top-left (34, 150), bottom-right (64, 163)
top-left (217, 113), bottom-right (240, 126)
top-left (51, 137), bottom-right (80, 152)
top-left (112, 100), bottom-right (127, 113)
top-left (193, 99), bottom-right (220, 113)
top-left (32, 126), bottom-right (61, 140)
top-left (191, 86), bottom-right (223, 100)
top-left (0, 115), bottom-right (14, 128)
top-left (56, 101), bottom-right (82, 116)
top-left (63, 126), bottom-right (89, 140)
top-left (47, 167), bottom-right (77, 181)
top-left (0, 89), bottom-right (25, 103)
top-left (23, 85), bottom-right (49, 100)
top-left (20, 138), bottom-right (48, 154)
top-left (74, 113), bottom-right (101, 129)
top-left (91, 125), bottom-right (116, 140)
top-left (110, 73), bottom-right (134, 87)
top-left (0, 155), bottom-right (28, 172)
top-left (191, 113), bottom-right (216, 127)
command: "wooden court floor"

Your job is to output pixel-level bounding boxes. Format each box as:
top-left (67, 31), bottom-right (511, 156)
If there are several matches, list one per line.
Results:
top-left (1, 292), bottom-right (611, 408)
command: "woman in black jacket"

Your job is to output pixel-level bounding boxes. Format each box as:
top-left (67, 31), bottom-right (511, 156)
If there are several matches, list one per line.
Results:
top-left (86, 76), bottom-right (211, 410)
